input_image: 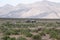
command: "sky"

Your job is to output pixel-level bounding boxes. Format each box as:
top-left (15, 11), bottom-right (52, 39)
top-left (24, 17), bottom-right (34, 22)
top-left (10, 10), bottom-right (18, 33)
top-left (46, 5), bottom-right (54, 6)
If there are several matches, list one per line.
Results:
top-left (0, 0), bottom-right (60, 7)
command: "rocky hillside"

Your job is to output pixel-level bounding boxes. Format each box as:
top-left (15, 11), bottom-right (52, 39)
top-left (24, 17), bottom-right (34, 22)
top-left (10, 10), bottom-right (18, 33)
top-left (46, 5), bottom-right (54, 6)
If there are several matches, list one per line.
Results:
top-left (0, 0), bottom-right (60, 18)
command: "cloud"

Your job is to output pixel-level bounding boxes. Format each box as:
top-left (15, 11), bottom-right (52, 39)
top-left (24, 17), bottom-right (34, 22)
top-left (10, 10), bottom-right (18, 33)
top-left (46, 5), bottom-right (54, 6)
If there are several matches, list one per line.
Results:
top-left (49, 0), bottom-right (60, 2)
top-left (0, 0), bottom-right (60, 7)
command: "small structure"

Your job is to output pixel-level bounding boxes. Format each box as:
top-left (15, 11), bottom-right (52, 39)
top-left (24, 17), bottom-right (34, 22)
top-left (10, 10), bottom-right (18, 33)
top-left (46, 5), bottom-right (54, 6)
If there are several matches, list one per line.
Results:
top-left (25, 20), bottom-right (36, 23)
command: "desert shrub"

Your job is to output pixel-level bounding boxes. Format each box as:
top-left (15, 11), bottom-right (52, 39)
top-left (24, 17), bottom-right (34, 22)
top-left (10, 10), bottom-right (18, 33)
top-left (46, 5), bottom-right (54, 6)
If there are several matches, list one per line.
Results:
top-left (4, 29), bottom-right (19, 35)
top-left (15, 23), bottom-right (36, 28)
top-left (45, 22), bottom-right (57, 27)
top-left (2, 35), bottom-right (16, 40)
top-left (17, 37), bottom-right (27, 40)
top-left (39, 32), bottom-right (46, 36)
top-left (19, 28), bottom-right (32, 37)
top-left (31, 29), bottom-right (38, 33)
top-left (10, 37), bottom-right (16, 40)
top-left (56, 35), bottom-right (60, 40)
top-left (42, 29), bottom-right (50, 34)
top-left (49, 30), bottom-right (58, 39)
top-left (20, 29), bottom-right (30, 34)
top-left (32, 35), bottom-right (41, 40)
top-left (2, 35), bottom-right (10, 40)
top-left (25, 32), bottom-right (33, 37)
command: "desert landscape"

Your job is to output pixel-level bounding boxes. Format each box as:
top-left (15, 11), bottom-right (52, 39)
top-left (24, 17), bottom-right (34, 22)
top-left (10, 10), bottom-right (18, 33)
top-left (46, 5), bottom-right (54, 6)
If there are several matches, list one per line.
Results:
top-left (0, 18), bottom-right (60, 40)
top-left (0, 0), bottom-right (60, 40)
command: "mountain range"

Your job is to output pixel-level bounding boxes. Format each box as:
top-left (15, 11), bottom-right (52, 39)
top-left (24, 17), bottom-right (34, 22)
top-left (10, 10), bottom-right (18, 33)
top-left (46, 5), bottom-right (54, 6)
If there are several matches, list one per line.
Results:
top-left (0, 0), bottom-right (60, 19)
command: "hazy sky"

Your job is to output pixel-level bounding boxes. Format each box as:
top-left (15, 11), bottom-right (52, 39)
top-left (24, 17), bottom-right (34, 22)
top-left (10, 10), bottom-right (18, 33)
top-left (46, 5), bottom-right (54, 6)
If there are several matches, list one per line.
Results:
top-left (0, 0), bottom-right (60, 6)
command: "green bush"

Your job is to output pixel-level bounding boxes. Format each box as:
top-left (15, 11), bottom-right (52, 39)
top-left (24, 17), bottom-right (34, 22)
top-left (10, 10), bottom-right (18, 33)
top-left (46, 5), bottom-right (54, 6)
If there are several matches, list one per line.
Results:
top-left (31, 29), bottom-right (38, 33)
top-left (4, 29), bottom-right (19, 35)
top-left (20, 29), bottom-right (30, 34)
top-left (2, 35), bottom-right (10, 40)
top-left (49, 30), bottom-right (58, 39)
top-left (32, 35), bottom-right (41, 40)
top-left (25, 32), bottom-right (33, 37)
top-left (17, 37), bottom-right (27, 40)
top-left (39, 32), bottom-right (46, 36)
top-left (2, 35), bottom-right (16, 40)
top-left (10, 37), bottom-right (16, 40)
top-left (56, 35), bottom-right (60, 40)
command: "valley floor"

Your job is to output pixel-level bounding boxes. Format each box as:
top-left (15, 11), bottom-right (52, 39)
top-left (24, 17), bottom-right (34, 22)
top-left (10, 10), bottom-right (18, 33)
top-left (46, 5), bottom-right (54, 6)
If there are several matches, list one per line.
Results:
top-left (0, 19), bottom-right (60, 40)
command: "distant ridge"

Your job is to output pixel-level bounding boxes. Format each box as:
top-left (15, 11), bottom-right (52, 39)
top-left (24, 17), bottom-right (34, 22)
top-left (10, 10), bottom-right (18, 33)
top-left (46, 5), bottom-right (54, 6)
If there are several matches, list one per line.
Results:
top-left (0, 0), bottom-right (60, 19)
